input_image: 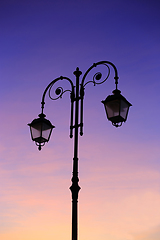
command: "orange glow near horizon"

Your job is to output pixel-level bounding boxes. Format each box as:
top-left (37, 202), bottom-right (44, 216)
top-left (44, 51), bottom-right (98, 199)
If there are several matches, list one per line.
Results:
top-left (1, 0), bottom-right (160, 239)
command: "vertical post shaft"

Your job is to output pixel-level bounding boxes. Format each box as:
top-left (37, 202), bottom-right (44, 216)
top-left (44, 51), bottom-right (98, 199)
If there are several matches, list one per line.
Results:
top-left (70, 67), bottom-right (82, 240)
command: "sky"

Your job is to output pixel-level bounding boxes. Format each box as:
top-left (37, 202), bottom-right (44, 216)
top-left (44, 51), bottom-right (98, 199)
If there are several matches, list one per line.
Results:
top-left (0, 0), bottom-right (160, 239)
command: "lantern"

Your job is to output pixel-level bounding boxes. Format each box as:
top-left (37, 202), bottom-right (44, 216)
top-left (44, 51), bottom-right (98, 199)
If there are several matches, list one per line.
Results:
top-left (102, 89), bottom-right (132, 127)
top-left (28, 113), bottom-right (55, 150)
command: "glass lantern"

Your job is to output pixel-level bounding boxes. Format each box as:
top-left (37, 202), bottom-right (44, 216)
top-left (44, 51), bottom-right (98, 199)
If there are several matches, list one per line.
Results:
top-left (102, 89), bottom-right (132, 127)
top-left (28, 113), bottom-right (55, 150)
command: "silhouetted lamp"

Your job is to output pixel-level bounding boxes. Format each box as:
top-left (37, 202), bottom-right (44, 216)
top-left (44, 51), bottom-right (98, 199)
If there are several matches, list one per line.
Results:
top-left (28, 61), bottom-right (132, 240)
top-left (28, 113), bottom-right (55, 150)
top-left (102, 89), bottom-right (132, 127)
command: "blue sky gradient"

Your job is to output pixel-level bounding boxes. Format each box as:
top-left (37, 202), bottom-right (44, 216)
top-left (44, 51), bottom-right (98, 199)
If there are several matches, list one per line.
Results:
top-left (1, 0), bottom-right (160, 239)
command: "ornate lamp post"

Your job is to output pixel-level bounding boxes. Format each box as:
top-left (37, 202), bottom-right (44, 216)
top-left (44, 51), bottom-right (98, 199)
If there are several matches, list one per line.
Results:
top-left (28, 61), bottom-right (131, 240)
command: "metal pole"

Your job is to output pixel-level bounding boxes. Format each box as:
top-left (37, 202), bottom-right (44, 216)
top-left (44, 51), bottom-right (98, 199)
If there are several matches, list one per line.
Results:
top-left (70, 67), bottom-right (82, 240)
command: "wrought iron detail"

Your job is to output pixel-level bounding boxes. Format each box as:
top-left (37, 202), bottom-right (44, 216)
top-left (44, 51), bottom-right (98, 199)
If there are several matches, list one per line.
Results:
top-left (41, 76), bottom-right (74, 114)
top-left (49, 85), bottom-right (72, 100)
top-left (83, 64), bottom-right (110, 87)
top-left (81, 61), bottom-right (118, 89)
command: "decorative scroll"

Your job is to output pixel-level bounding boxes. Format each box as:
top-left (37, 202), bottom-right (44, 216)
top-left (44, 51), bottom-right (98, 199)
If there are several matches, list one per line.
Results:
top-left (83, 64), bottom-right (110, 87)
top-left (49, 84), bottom-right (72, 100)
top-left (41, 76), bottom-right (75, 114)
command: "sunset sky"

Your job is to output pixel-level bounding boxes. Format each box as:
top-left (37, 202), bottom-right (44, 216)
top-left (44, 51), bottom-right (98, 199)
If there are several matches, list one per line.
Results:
top-left (1, 0), bottom-right (160, 240)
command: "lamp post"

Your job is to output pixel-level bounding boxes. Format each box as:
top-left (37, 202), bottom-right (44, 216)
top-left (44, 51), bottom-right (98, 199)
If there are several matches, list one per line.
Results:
top-left (28, 60), bottom-right (132, 240)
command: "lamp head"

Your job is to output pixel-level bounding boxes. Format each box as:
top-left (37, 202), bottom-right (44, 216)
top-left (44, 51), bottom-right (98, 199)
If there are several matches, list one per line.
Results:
top-left (28, 113), bottom-right (55, 150)
top-left (102, 89), bottom-right (132, 127)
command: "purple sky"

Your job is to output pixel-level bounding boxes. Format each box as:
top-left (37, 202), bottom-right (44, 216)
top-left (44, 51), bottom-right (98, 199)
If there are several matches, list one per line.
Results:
top-left (1, 0), bottom-right (160, 239)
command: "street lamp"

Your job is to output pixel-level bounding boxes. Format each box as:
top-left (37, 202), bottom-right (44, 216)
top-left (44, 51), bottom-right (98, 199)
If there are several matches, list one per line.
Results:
top-left (28, 60), bottom-right (131, 240)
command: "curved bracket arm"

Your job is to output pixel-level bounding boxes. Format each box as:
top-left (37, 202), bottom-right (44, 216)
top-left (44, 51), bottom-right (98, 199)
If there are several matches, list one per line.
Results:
top-left (41, 76), bottom-right (75, 114)
top-left (79, 61), bottom-right (119, 136)
top-left (80, 60), bottom-right (119, 88)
